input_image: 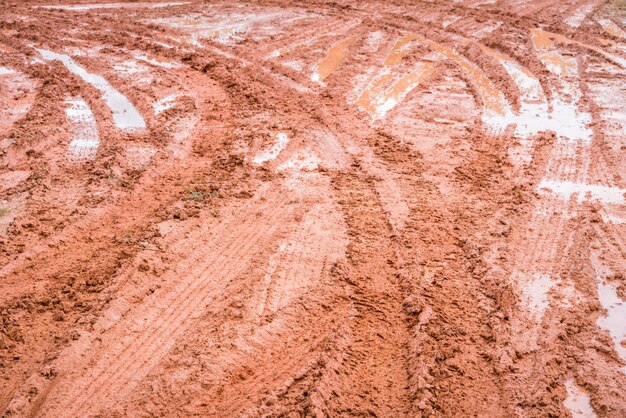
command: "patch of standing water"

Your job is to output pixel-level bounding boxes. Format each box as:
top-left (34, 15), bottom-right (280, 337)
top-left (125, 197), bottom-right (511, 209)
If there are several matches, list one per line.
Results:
top-left (538, 180), bottom-right (626, 204)
top-left (564, 380), bottom-right (596, 417)
top-left (153, 94), bottom-right (181, 115)
top-left (37, 49), bottom-right (146, 131)
top-left (522, 275), bottom-right (554, 317)
top-left (0, 67), bottom-right (15, 75)
top-left (516, 31), bottom-right (595, 144)
top-left (311, 37), bottom-right (356, 84)
top-left (419, 36), bottom-right (511, 134)
top-left (252, 133), bottom-right (289, 165)
top-left (65, 97), bottom-right (100, 161)
top-left (113, 60), bottom-right (148, 76)
top-left (564, 4), bottom-right (595, 28)
top-left (134, 53), bottom-right (181, 69)
top-left (356, 35), bottom-right (437, 120)
top-left (372, 63), bottom-right (436, 120)
top-left (596, 276), bottom-right (626, 374)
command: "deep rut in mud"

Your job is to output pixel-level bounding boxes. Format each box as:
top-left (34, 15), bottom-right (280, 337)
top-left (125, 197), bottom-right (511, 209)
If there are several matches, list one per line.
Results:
top-left (1, 0), bottom-right (626, 417)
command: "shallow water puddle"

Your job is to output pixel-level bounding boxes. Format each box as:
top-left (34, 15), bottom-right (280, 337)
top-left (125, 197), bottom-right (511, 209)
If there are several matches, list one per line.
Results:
top-left (311, 37), bottom-right (356, 83)
top-left (38, 2), bottom-right (189, 10)
top-left (564, 4), bottom-right (595, 28)
top-left (420, 36), bottom-right (511, 133)
top-left (65, 97), bottom-right (100, 161)
top-left (531, 28), bottom-right (626, 70)
top-left (530, 29), bottom-right (578, 77)
top-left (564, 380), bottom-right (596, 417)
top-left (134, 53), bottom-right (181, 69)
top-left (538, 180), bottom-right (625, 204)
top-left (370, 63), bottom-right (436, 119)
top-left (252, 133), bottom-right (290, 165)
top-left (356, 34), bottom-right (436, 119)
top-left (38, 49), bottom-right (146, 131)
top-left (597, 19), bottom-right (626, 39)
top-left (112, 60), bottom-right (153, 85)
top-left (0, 67), bottom-right (15, 75)
top-left (481, 44), bottom-right (593, 148)
top-left (265, 19), bottom-right (360, 61)
top-left (596, 276), bottom-right (626, 373)
top-left (153, 93), bottom-right (181, 115)
top-left (522, 275), bottom-right (554, 317)
top-left (529, 31), bottom-right (594, 143)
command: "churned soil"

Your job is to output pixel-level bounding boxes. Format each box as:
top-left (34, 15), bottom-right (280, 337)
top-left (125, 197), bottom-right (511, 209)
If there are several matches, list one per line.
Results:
top-left (0, 0), bottom-right (625, 417)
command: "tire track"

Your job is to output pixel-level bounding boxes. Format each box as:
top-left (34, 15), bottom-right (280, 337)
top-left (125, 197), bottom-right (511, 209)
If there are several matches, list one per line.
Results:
top-left (25, 189), bottom-right (293, 417)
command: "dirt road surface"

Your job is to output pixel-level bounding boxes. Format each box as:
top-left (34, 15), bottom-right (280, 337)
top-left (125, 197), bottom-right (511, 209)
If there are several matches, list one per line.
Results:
top-left (1, 0), bottom-right (625, 416)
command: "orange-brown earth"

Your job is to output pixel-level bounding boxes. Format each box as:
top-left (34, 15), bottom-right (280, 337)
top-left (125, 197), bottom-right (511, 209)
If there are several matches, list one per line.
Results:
top-left (1, 0), bottom-right (625, 417)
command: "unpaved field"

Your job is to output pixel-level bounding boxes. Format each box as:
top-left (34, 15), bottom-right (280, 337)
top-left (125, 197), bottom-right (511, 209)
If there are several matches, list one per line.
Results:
top-left (0, 0), bottom-right (625, 416)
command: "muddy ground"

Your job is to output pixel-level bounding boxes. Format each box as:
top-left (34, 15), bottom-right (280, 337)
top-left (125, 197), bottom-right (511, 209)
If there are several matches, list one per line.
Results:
top-left (0, 0), bottom-right (625, 416)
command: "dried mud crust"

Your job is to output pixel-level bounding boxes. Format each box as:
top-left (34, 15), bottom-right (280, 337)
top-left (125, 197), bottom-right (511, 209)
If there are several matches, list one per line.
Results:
top-left (1, 0), bottom-right (625, 417)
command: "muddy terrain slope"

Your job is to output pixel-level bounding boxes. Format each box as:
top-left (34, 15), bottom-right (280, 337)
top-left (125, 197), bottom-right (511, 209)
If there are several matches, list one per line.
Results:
top-left (1, 0), bottom-right (625, 416)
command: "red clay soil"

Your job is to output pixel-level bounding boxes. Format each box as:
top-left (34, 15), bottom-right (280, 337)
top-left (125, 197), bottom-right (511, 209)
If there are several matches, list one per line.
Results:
top-left (0, 0), bottom-right (625, 417)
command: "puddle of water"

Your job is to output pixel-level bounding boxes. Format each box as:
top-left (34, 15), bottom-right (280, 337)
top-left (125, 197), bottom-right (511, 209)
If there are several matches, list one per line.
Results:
top-left (113, 61), bottom-right (145, 75)
top-left (596, 276), bottom-right (626, 373)
top-left (311, 37), bottom-right (356, 83)
top-left (564, 380), bottom-right (597, 417)
top-left (134, 53), bottom-right (181, 69)
top-left (356, 35), bottom-right (436, 119)
top-left (600, 211), bottom-right (626, 224)
top-left (522, 275), bottom-right (554, 317)
top-left (564, 4), bottom-right (595, 28)
top-left (531, 29), bottom-right (578, 78)
top-left (538, 180), bottom-right (626, 204)
top-left (384, 34), bottom-right (417, 66)
top-left (38, 2), bottom-right (189, 10)
top-left (282, 60), bottom-right (305, 71)
top-left (597, 19), bottom-right (626, 38)
top-left (526, 32), bottom-right (594, 143)
top-left (38, 49), bottom-right (146, 131)
top-left (420, 36), bottom-right (511, 132)
top-left (65, 97), bottom-right (100, 161)
top-left (252, 133), bottom-right (289, 165)
top-left (0, 67), bottom-right (15, 76)
top-left (532, 28), bottom-right (626, 71)
top-left (372, 63), bottom-right (436, 120)
top-left (153, 93), bottom-right (181, 115)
